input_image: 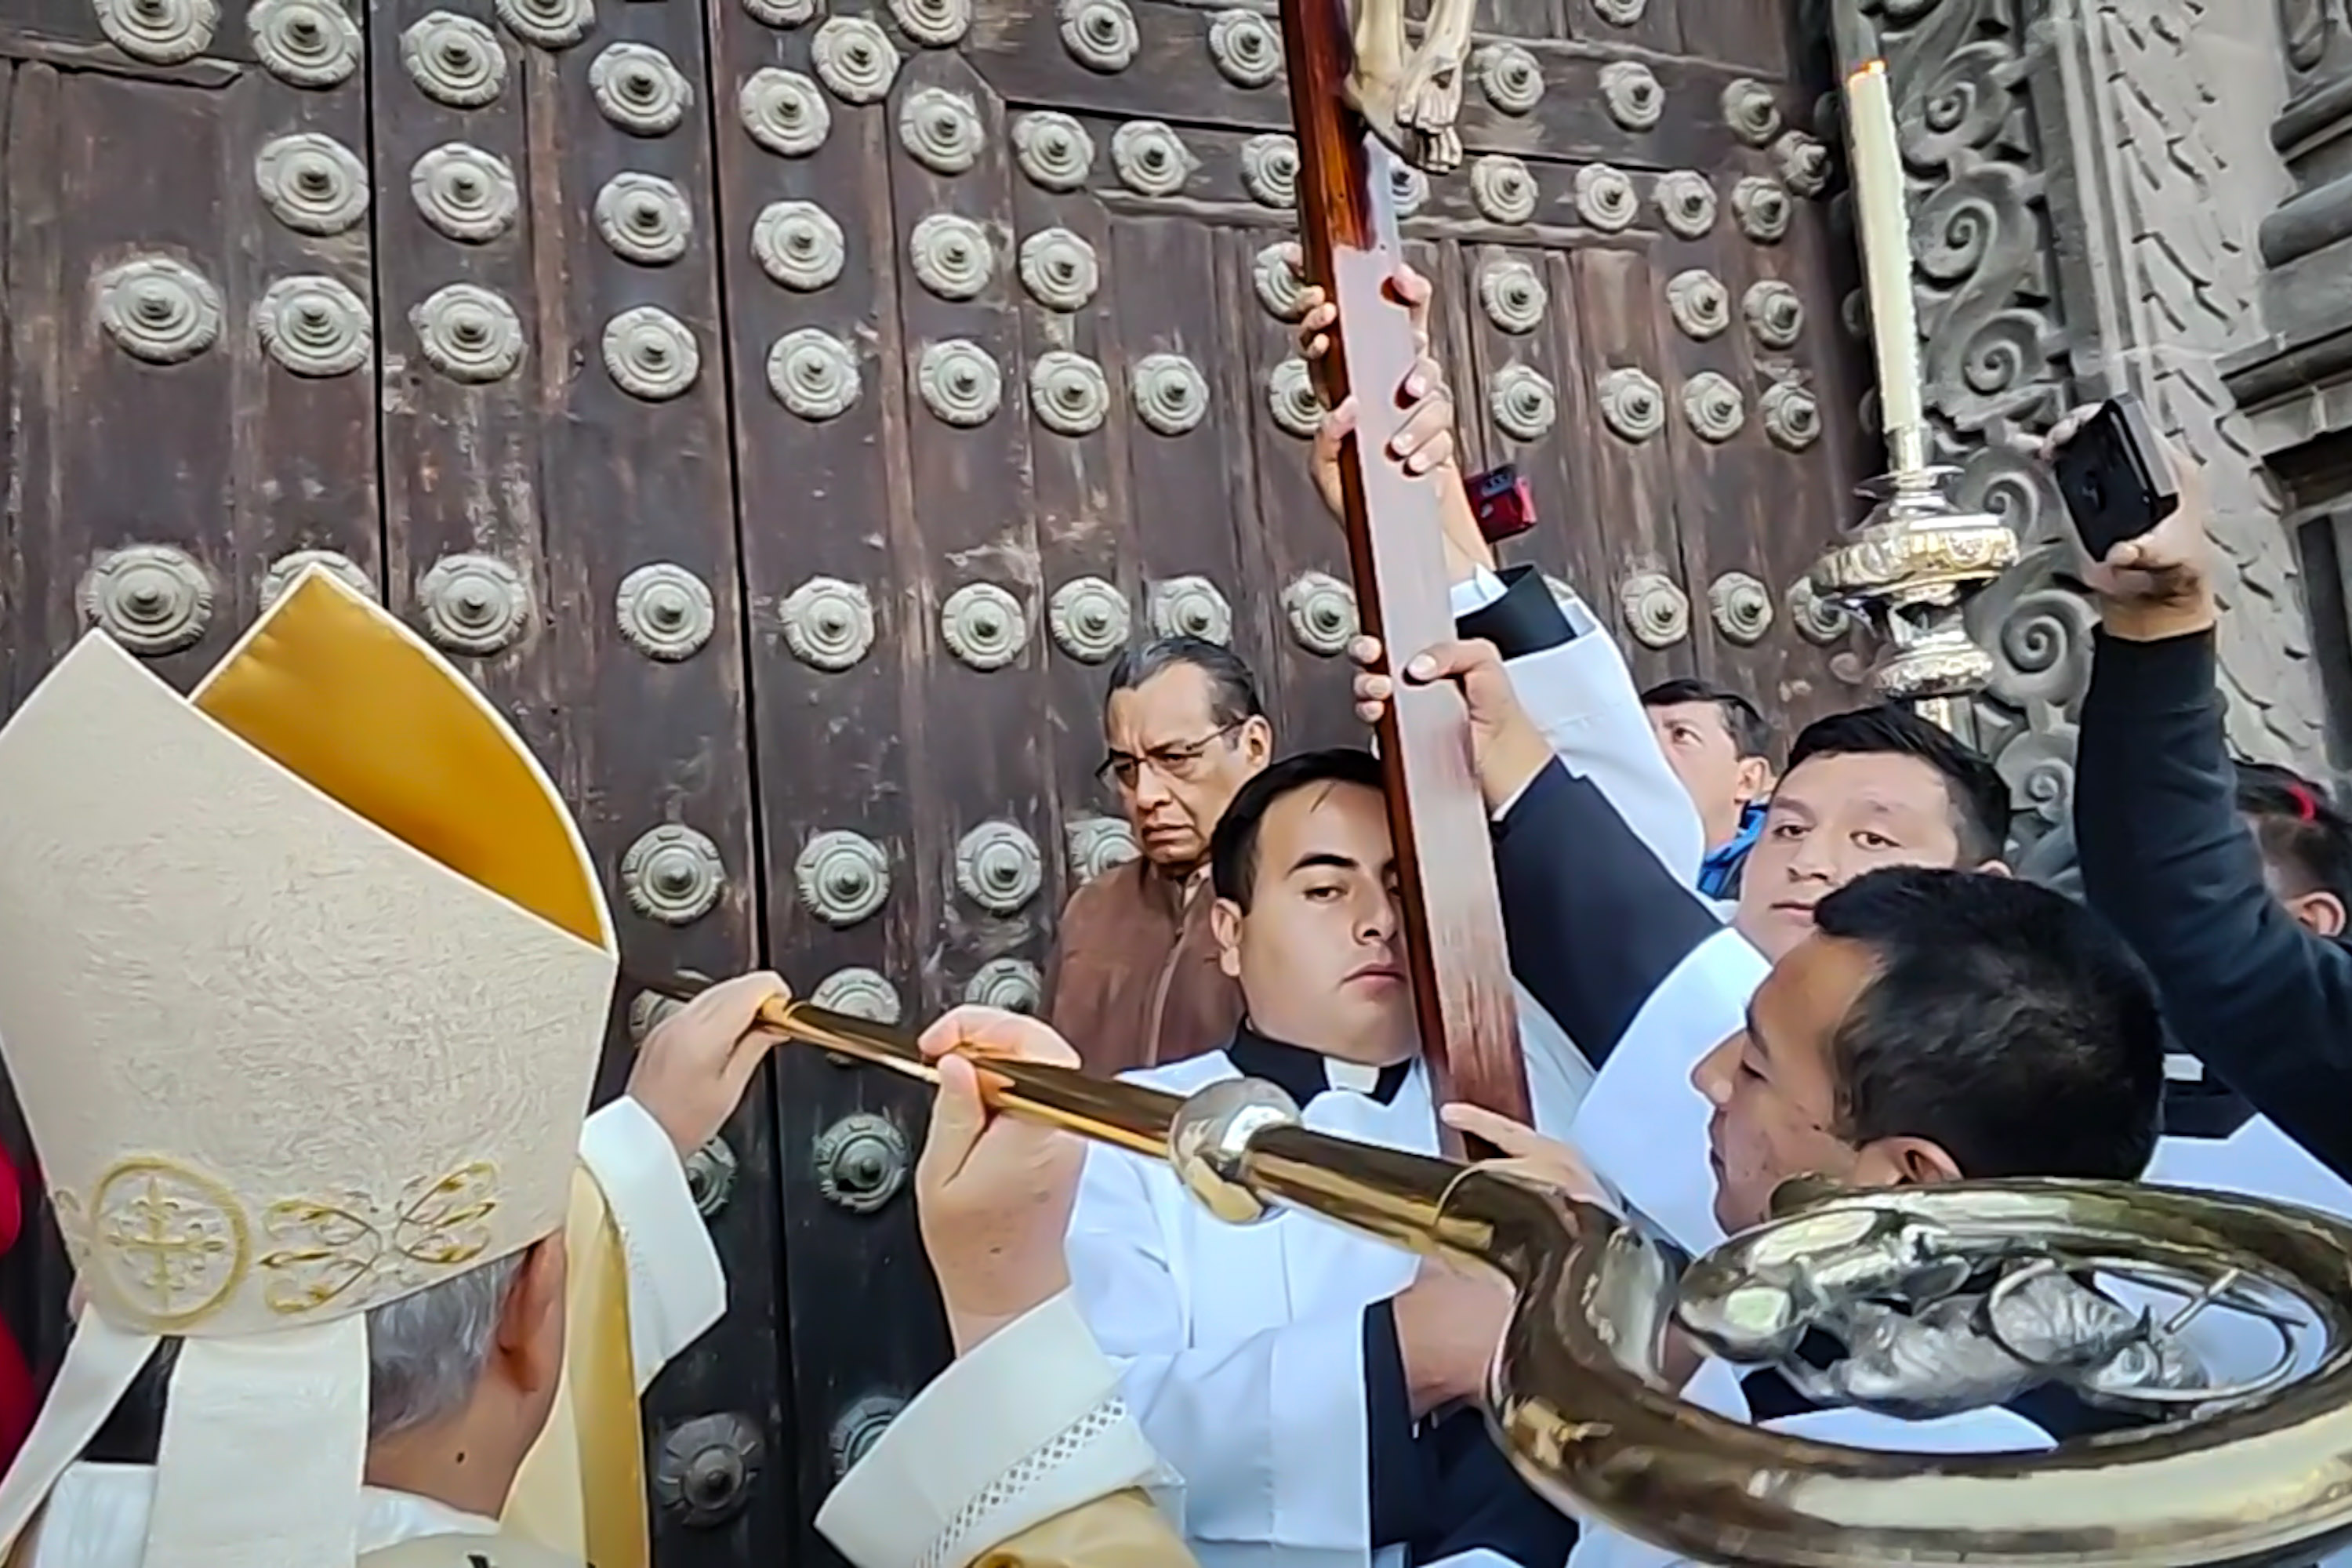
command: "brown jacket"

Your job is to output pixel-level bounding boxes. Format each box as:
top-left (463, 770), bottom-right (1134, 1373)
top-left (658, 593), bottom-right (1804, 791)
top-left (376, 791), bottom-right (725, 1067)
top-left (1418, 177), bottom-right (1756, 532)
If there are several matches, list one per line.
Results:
top-left (1044, 858), bottom-right (1240, 1076)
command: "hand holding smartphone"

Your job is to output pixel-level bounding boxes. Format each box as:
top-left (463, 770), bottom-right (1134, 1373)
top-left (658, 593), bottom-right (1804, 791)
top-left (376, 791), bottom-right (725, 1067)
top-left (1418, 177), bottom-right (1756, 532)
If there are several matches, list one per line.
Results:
top-left (2053, 394), bottom-right (2180, 561)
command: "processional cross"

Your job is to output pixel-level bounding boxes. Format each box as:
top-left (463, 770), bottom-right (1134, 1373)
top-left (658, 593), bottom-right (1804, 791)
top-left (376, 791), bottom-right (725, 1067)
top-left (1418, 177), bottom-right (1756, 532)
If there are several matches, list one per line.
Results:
top-left (1272, 0), bottom-right (1531, 1138)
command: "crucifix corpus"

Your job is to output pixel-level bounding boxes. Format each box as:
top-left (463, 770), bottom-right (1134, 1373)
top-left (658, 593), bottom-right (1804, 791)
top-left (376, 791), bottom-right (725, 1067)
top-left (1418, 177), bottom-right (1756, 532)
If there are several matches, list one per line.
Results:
top-left (1273, 0), bottom-right (1530, 1139)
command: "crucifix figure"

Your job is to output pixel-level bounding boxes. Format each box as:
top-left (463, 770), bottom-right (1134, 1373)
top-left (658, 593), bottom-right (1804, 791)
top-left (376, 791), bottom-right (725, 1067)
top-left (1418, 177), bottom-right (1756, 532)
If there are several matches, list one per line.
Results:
top-left (1341, 0), bottom-right (1480, 174)
top-left (1273, 0), bottom-right (1530, 1136)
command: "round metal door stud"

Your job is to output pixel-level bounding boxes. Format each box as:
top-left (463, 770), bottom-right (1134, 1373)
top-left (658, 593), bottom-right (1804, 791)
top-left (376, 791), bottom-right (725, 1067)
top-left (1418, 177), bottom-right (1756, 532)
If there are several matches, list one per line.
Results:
top-left (1681, 372), bottom-right (1745, 443)
top-left (626, 985), bottom-right (686, 1042)
top-left (964, 956), bottom-right (1042, 1012)
top-left (1619, 571), bottom-right (1690, 649)
top-left (813, 14), bottom-right (897, 103)
top-left (1666, 269), bottom-right (1729, 342)
top-left (889, 0), bottom-right (967, 45)
top-left (262, 548), bottom-right (372, 608)
top-left (96, 256), bottom-right (222, 365)
top-left (1744, 280), bottom-right (1805, 351)
top-left (1133, 353), bottom-right (1207, 436)
top-left (828, 1395), bottom-right (904, 1478)
top-left (81, 544), bottom-right (214, 655)
top-left (253, 274), bottom-right (371, 378)
top-left (248, 0), bottom-right (360, 86)
top-left (815, 1112), bottom-right (909, 1213)
top-left (917, 340), bottom-right (1003, 427)
top-left (1475, 41), bottom-right (1541, 114)
top-left (590, 42), bottom-right (692, 136)
top-left (684, 1136), bottom-right (738, 1217)
top-left (654, 1412), bottom-right (764, 1528)
top-left (493, 0), bottom-right (593, 49)
top-left (1030, 352), bottom-right (1110, 437)
top-left (753, 200), bottom-right (845, 291)
top-left (811, 965), bottom-right (902, 1022)
top-left (899, 86), bottom-right (984, 174)
top-left (1013, 111), bottom-right (1094, 191)
top-left (417, 552), bottom-right (529, 654)
top-left (1111, 121), bottom-right (1192, 197)
top-left (768, 328), bottom-right (860, 420)
top-left (1600, 60), bottom-right (1661, 130)
top-left (1149, 575), bottom-right (1229, 643)
top-left (254, 132), bottom-right (369, 237)
top-left (794, 828), bottom-right (889, 926)
top-left (1207, 8), bottom-right (1279, 85)
top-left (410, 143), bottom-right (520, 244)
top-left (1761, 379), bottom-right (1822, 451)
top-left (909, 212), bottom-right (993, 302)
top-left (1709, 571), bottom-right (1773, 645)
top-left (940, 581), bottom-right (1027, 670)
top-left (1065, 816), bottom-right (1138, 882)
top-left (602, 306), bottom-right (701, 401)
top-left (1471, 154), bottom-right (1537, 223)
top-left (1252, 241), bottom-right (1305, 321)
top-left (1788, 575), bottom-right (1853, 644)
top-left (595, 172), bottom-right (693, 267)
top-left (1283, 571), bottom-right (1357, 656)
top-left (1060, 0), bottom-right (1136, 71)
top-left (741, 0), bottom-right (814, 24)
top-left (620, 823), bottom-right (726, 925)
top-left (401, 11), bottom-right (506, 106)
top-left (1018, 228), bottom-right (1098, 311)
top-left (1573, 165), bottom-right (1636, 232)
top-left (1047, 576), bottom-right (1129, 662)
top-left (410, 283), bottom-right (525, 384)
top-left (1266, 357), bottom-right (1322, 439)
top-left (779, 574), bottom-right (874, 670)
top-left (956, 821), bottom-right (1043, 913)
top-left (615, 562), bottom-right (714, 660)
top-left (1654, 170), bottom-right (1717, 238)
top-left (739, 67), bottom-right (829, 157)
top-left (1240, 134), bottom-right (1298, 210)
top-left (1773, 129), bottom-right (1831, 197)
top-left (1598, 366), bottom-right (1664, 443)
top-left (96, 0), bottom-right (217, 63)
top-left (1723, 78), bottom-right (1782, 146)
top-left (1733, 176), bottom-right (1791, 243)
top-left (1478, 258), bottom-right (1546, 335)
top-left (1490, 364), bottom-right (1557, 442)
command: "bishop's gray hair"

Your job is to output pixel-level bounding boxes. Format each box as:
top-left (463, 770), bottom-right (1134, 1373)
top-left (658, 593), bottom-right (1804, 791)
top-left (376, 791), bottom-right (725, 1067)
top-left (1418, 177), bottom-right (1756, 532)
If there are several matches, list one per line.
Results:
top-left (364, 1251), bottom-right (528, 1441)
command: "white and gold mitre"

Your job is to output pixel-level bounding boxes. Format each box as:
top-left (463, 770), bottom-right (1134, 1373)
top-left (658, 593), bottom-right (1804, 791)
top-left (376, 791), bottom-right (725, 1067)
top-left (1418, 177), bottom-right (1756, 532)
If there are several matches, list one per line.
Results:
top-left (0, 567), bottom-right (618, 1568)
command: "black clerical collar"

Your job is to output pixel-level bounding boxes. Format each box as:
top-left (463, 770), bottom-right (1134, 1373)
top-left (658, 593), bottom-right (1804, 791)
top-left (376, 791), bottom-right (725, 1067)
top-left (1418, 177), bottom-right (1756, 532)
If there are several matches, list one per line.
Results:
top-left (1225, 1020), bottom-right (1413, 1107)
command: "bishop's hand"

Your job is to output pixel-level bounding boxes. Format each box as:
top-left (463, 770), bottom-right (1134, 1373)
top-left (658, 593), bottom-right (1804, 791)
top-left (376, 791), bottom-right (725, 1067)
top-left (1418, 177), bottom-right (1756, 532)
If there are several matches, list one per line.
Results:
top-left (626, 970), bottom-right (791, 1160)
top-left (914, 1006), bottom-right (1089, 1354)
top-left (1347, 633), bottom-right (1552, 813)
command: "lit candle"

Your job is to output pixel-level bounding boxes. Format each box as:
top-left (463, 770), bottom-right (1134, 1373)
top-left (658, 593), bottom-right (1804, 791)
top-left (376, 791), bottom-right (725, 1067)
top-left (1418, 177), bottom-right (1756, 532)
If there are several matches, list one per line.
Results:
top-left (1843, 58), bottom-right (1926, 456)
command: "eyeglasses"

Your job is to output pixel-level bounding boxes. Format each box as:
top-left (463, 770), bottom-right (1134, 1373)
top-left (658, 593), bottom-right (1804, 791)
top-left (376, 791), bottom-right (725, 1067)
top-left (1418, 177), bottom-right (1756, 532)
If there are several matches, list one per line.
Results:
top-left (1097, 723), bottom-right (1244, 789)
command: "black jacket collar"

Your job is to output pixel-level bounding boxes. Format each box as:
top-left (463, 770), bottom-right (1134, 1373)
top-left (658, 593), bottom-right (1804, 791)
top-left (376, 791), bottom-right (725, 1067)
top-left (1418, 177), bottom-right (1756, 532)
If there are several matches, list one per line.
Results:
top-left (1225, 1018), bottom-right (1412, 1107)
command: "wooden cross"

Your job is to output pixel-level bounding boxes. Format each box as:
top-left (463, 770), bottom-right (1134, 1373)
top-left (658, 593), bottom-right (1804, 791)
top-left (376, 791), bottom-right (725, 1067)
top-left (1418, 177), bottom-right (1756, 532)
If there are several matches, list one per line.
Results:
top-left (1273, 0), bottom-right (1532, 1137)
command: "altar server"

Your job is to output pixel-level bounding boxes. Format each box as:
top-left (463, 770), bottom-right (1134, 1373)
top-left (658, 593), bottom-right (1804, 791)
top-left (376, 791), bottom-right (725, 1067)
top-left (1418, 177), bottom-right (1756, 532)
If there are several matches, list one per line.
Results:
top-left (0, 568), bottom-right (767, 1568)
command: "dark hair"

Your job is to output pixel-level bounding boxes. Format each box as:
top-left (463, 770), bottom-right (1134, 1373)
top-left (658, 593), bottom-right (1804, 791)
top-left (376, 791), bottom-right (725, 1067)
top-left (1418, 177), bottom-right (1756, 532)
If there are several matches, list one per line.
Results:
top-left (1813, 867), bottom-right (2162, 1181)
top-left (2234, 761), bottom-right (2352, 907)
top-left (1103, 636), bottom-right (1265, 728)
top-left (1784, 705), bottom-right (2010, 862)
top-left (1641, 677), bottom-right (1774, 763)
top-left (1209, 747), bottom-right (1385, 911)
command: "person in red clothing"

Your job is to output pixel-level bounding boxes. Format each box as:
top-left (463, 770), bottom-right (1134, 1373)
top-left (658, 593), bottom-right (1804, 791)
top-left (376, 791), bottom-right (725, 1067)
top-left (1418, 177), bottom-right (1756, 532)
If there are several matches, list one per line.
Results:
top-left (0, 1142), bottom-right (35, 1476)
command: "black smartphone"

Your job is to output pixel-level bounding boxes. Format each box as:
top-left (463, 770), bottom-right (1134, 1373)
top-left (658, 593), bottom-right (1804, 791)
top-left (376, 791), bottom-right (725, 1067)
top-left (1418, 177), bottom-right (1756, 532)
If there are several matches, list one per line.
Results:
top-left (2054, 394), bottom-right (2179, 561)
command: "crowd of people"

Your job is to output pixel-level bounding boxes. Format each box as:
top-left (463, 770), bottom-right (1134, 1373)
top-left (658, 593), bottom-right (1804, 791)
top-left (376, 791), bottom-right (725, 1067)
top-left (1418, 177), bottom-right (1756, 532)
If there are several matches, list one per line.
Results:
top-left (0, 259), bottom-right (2347, 1568)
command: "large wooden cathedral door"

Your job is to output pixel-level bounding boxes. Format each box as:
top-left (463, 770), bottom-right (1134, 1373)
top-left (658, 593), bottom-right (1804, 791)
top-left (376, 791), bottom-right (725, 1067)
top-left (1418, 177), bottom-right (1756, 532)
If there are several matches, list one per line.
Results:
top-left (0, 0), bottom-right (1871, 1560)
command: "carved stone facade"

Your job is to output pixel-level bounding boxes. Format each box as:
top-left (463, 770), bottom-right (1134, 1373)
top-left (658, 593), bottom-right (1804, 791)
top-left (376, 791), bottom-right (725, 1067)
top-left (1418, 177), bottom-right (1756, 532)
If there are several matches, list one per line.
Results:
top-left (1850, 0), bottom-right (2329, 842)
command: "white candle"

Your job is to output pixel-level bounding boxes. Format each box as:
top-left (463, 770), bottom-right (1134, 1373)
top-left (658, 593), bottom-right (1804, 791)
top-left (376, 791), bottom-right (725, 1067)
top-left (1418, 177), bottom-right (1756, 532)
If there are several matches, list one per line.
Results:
top-left (1844, 59), bottom-right (1926, 452)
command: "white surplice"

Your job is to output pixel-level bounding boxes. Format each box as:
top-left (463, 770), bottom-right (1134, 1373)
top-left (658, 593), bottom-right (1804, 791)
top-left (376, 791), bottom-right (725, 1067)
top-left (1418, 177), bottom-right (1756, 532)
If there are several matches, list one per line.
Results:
top-left (20, 1095), bottom-right (725, 1568)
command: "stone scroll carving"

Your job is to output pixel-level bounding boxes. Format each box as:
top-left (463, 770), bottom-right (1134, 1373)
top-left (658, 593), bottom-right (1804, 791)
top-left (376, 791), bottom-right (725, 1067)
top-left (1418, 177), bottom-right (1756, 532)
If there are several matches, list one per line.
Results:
top-left (781, 575), bottom-right (876, 670)
top-left (622, 825), bottom-right (726, 926)
top-left (255, 134), bottom-right (369, 237)
top-left (616, 563), bottom-right (715, 660)
top-left (1050, 577), bottom-right (1130, 660)
top-left (797, 829), bottom-right (890, 926)
top-left (253, 275), bottom-right (371, 377)
top-left (249, 0), bottom-right (361, 87)
top-left (418, 553), bottom-right (531, 655)
top-left (403, 11), bottom-right (506, 105)
top-left (81, 545), bottom-right (214, 655)
top-left (96, 257), bottom-right (222, 365)
top-left (956, 822), bottom-right (1044, 913)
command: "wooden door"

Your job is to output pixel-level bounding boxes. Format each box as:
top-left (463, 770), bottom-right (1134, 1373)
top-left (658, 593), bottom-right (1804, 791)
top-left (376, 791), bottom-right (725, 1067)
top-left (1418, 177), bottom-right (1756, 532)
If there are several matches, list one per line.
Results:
top-left (0, 0), bottom-right (1872, 1559)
